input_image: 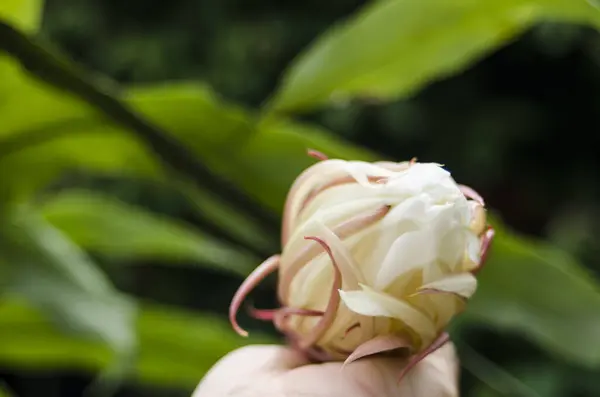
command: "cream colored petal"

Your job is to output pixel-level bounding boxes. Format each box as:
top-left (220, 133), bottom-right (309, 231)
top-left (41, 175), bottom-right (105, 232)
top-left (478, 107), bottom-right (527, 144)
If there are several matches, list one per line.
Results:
top-left (374, 160), bottom-right (411, 172)
top-left (339, 285), bottom-right (436, 342)
top-left (375, 229), bottom-right (438, 289)
top-left (354, 197), bottom-right (425, 284)
top-left (311, 220), bottom-right (362, 287)
top-left (344, 226), bottom-right (387, 285)
top-left (430, 204), bottom-right (472, 270)
top-left (418, 273), bottom-right (477, 298)
top-left (344, 161), bottom-right (396, 186)
top-left (381, 195), bottom-right (429, 225)
top-left (468, 201), bottom-right (486, 234)
top-left (284, 159), bottom-right (350, 234)
top-left (300, 187), bottom-right (391, 224)
top-left (422, 261), bottom-right (445, 285)
top-left (308, 224), bottom-right (373, 340)
top-left (432, 294), bottom-right (463, 329)
top-left (463, 231), bottom-right (481, 271)
top-left (387, 163), bottom-right (454, 195)
top-left (437, 228), bottom-right (467, 268)
top-left (288, 256), bottom-right (331, 308)
top-left (282, 217), bottom-right (323, 260)
top-left (303, 230), bottom-right (374, 339)
top-left (318, 303), bottom-right (358, 347)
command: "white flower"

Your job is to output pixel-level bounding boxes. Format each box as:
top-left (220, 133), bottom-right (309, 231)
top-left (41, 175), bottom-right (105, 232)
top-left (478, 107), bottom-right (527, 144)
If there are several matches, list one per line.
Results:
top-left (230, 157), bottom-right (493, 377)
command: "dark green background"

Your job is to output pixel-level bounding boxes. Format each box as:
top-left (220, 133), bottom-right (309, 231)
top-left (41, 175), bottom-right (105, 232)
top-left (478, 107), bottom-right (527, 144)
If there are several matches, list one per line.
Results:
top-left (2, 0), bottom-right (600, 396)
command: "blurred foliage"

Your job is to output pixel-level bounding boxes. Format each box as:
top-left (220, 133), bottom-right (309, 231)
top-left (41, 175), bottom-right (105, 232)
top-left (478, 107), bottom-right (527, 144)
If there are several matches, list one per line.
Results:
top-left (267, 0), bottom-right (600, 113)
top-left (0, 385), bottom-right (14, 397)
top-left (467, 217), bottom-right (600, 366)
top-left (1, 1), bottom-right (600, 397)
top-left (40, 190), bottom-right (261, 276)
top-left (0, 300), bottom-right (273, 388)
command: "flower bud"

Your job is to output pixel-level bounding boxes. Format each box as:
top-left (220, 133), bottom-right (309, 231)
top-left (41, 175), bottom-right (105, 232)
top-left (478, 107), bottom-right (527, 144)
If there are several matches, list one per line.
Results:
top-left (230, 157), bottom-right (493, 379)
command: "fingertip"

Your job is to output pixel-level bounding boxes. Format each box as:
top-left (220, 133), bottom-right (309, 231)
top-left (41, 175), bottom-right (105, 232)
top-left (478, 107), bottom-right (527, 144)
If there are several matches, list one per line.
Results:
top-left (227, 344), bottom-right (311, 372)
top-left (343, 342), bottom-right (460, 397)
top-left (192, 344), bottom-right (310, 397)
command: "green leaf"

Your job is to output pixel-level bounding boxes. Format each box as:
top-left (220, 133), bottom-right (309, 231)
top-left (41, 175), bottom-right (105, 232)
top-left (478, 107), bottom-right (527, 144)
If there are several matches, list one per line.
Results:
top-left (0, 0), bottom-right (44, 94)
top-left (127, 84), bottom-right (376, 211)
top-left (0, 80), bottom-right (268, 254)
top-left (0, 59), bottom-right (162, 202)
top-left (178, 184), bottom-right (277, 255)
top-left (0, 75), bottom-right (273, 253)
top-left (6, 67), bottom-right (599, 370)
top-left (466, 219), bottom-right (600, 367)
top-left (0, 17), bottom-right (373, 217)
top-left (0, 25), bottom-right (278, 231)
top-left (41, 189), bottom-right (260, 276)
top-left (0, 79), bottom-right (374, 213)
top-left (267, 0), bottom-right (600, 113)
top-left (0, 0), bottom-right (43, 100)
top-left (0, 0), bottom-right (42, 33)
top-left (0, 41), bottom-right (276, 248)
top-left (126, 83), bottom-right (254, 152)
top-left (0, 209), bottom-right (136, 355)
top-left (228, 116), bottom-right (378, 211)
top-left (0, 299), bottom-right (275, 389)
top-left (0, 129), bottom-right (161, 202)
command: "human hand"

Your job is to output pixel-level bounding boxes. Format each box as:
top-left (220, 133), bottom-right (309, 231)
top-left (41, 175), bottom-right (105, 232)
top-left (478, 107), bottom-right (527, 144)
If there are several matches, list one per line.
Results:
top-left (192, 343), bottom-right (459, 397)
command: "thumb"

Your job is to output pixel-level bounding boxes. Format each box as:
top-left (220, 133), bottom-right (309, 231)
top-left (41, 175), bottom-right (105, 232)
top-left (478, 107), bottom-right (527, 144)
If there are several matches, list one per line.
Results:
top-left (277, 342), bottom-right (460, 397)
top-left (192, 345), bottom-right (309, 397)
top-left (395, 343), bottom-right (460, 397)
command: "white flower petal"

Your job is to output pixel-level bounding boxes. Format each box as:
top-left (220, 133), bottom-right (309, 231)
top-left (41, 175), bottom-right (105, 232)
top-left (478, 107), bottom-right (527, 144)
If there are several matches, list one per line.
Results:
top-left (421, 294), bottom-right (461, 329)
top-left (418, 273), bottom-right (477, 298)
top-left (387, 163), bottom-right (456, 196)
top-left (438, 229), bottom-right (466, 268)
top-left (463, 231), bottom-right (481, 271)
top-left (280, 159), bottom-right (485, 354)
top-left (381, 195), bottom-right (429, 225)
top-left (284, 159), bottom-right (350, 235)
top-left (301, 187), bottom-right (390, 223)
top-left (422, 261), bottom-right (445, 285)
top-left (311, 220), bottom-right (363, 287)
top-left (468, 232), bottom-right (481, 261)
top-left (339, 285), bottom-right (436, 342)
top-left (375, 229), bottom-right (438, 289)
top-left (344, 161), bottom-right (395, 187)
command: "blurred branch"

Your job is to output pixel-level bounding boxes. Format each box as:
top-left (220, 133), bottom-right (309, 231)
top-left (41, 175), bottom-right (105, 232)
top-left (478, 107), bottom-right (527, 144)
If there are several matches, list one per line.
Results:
top-left (0, 21), bottom-right (279, 235)
top-left (0, 299), bottom-right (277, 389)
